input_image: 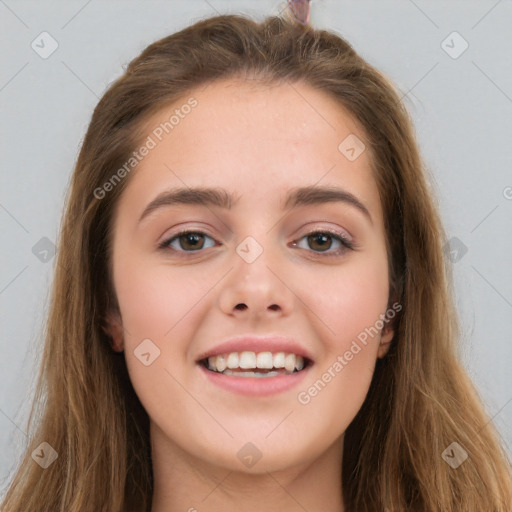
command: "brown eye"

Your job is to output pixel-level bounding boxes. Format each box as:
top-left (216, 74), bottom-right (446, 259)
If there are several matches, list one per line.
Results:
top-left (292, 230), bottom-right (354, 256)
top-left (307, 233), bottom-right (333, 252)
top-left (179, 233), bottom-right (205, 250)
top-left (161, 231), bottom-right (216, 252)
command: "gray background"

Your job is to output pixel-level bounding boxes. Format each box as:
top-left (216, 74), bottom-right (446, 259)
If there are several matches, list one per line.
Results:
top-left (1, 0), bottom-right (511, 492)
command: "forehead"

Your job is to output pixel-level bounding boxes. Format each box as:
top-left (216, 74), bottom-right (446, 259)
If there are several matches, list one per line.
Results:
top-left (163, 78), bottom-right (366, 155)
top-left (119, 78), bottom-right (382, 224)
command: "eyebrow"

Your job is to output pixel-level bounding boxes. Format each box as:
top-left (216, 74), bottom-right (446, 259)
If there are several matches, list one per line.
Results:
top-left (138, 185), bottom-right (373, 225)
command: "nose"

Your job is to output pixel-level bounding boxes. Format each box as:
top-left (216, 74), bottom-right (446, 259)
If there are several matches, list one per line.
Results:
top-left (217, 243), bottom-right (294, 320)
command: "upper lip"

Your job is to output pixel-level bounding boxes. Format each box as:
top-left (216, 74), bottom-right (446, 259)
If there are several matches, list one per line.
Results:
top-left (195, 335), bottom-right (314, 363)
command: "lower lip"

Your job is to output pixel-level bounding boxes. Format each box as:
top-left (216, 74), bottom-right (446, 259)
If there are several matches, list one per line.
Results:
top-left (198, 363), bottom-right (311, 397)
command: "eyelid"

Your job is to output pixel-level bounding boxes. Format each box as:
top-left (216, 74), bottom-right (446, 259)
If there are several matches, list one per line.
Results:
top-left (293, 219), bottom-right (355, 243)
top-left (157, 229), bottom-right (217, 251)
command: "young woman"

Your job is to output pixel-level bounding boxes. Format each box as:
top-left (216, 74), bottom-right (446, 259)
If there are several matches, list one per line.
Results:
top-left (2, 12), bottom-right (511, 512)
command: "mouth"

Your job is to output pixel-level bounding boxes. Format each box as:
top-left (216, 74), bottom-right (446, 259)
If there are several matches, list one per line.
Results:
top-left (199, 351), bottom-right (313, 378)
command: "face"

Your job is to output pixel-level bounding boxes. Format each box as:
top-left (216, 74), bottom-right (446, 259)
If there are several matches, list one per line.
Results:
top-left (106, 78), bottom-right (395, 474)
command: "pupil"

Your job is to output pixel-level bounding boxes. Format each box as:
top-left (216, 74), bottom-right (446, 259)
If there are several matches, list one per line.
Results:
top-left (309, 233), bottom-right (330, 251)
top-left (182, 233), bottom-right (203, 250)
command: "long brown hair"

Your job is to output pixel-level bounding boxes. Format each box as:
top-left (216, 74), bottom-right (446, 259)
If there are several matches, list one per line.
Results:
top-left (2, 13), bottom-right (511, 512)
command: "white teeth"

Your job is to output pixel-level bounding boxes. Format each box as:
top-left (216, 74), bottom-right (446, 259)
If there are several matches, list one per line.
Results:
top-left (284, 353), bottom-right (296, 372)
top-left (239, 351), bottom-right (256, 369)
top-left (205, 351), bottom-right (308, 375)
top-left (215, 355), bottom-right (227, 372)
top-left (273, 352), bottom-right (285, 368)
top-left (256, 352), bottom-right (274, 369)
top-left (223, 369), bottom-right (280, 378)
top-left (226, 352), bottom-right (239, 369)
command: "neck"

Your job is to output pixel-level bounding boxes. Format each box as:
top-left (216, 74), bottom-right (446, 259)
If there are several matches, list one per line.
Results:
top-left (150, 423), bottom-right (345, 512)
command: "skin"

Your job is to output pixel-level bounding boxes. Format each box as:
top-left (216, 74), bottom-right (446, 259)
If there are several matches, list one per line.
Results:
top-left (106, 78), bottom-right (395, 512)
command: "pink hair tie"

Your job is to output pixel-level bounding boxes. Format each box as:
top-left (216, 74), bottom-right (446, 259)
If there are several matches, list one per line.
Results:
top-left (286, 0), bottom-right (312, 26)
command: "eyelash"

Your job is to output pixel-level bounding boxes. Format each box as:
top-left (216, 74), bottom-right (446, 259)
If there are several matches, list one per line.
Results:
top-left (158, 229), bottom-right (356, 258)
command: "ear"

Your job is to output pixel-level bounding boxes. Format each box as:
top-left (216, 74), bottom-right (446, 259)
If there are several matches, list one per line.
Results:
top-left (377, 322), bottom-right (395, 359)
top-left (102, 310), bottom-right (124, 353)
top-left (377, 294), bottom-right (400, 359)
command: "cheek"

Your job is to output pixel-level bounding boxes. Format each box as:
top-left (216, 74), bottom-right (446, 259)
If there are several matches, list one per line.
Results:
top-left (296, 350), bottom-right (375, 441)
top-left (111, 253), bottom-right (223, 405)
top-left (113, 253), bottom-right (211, 343)
top-left (288, 256), bottom-right (388, 412)
top-left (295, 261), bottom-right (388, 427)
top-left (112, 256), bottom-right (209, 413)
top-left (297, 252), bottom-right (390, 347)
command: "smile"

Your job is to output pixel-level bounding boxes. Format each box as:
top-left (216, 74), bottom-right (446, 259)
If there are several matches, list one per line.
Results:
top-left (198, 350), bottom-right (312, 395)
top-left (201, 350), bottom-right (309, 377)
